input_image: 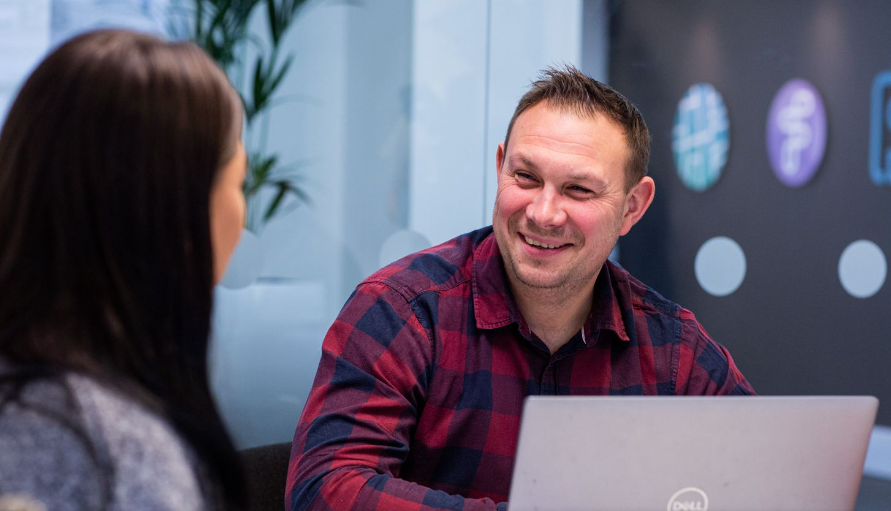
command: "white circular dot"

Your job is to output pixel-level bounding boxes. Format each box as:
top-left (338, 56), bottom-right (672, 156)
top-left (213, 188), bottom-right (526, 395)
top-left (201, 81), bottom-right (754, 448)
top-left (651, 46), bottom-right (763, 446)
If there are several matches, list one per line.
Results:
top-left (695, 236), bottom-right (747, 297)
top-left (379, 229), bottom-right (431, 268)
top-left (838, 240), bottom-right (886, 298)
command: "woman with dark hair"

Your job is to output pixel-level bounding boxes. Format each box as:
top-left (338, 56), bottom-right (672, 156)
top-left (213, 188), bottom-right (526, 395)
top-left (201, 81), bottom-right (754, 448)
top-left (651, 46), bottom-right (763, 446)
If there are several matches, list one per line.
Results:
top-left (0, 29), bottom-right (248, 511)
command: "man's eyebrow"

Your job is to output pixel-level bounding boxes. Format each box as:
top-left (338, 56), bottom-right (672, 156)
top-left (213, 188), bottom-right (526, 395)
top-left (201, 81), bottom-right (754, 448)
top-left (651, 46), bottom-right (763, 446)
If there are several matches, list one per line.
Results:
top-left (568, 171), bottom-right (602, 183)
top-left (508, 153), bottom-right (606, 186)
top-left (508, 154), bottom-right (539, 170)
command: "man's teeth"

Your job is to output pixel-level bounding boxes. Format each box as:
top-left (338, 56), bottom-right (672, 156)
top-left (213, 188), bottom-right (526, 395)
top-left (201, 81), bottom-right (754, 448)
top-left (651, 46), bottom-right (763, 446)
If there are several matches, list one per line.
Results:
top-left (524, 236), bottom-right (560, 249)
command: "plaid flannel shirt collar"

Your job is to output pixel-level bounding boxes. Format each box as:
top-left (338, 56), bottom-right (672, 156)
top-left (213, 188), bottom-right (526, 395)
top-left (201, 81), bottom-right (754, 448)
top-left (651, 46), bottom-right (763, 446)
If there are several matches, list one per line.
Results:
top-left (470, 230), bottom-right (633, 344)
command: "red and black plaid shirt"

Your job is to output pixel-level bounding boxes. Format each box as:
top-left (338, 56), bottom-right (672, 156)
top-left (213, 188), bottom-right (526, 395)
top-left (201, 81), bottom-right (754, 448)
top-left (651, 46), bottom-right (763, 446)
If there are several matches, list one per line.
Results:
top-left (287, 227), bottom-right (754, 511)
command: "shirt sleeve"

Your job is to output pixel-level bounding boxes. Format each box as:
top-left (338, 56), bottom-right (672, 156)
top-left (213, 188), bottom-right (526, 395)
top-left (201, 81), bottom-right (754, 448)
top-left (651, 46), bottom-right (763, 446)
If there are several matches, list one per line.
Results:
top-left (674, 309), bottom-right (756, 396)
top-left (287, 281), bottom-right (506, 511)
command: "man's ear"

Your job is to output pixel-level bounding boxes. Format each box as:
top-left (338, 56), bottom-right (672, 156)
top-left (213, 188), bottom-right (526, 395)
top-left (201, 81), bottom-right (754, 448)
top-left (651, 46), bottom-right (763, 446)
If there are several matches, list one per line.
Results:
top-left (619, 176), bottom-right (655, 236)
top-left (496, 142), bottom-right (506, 176)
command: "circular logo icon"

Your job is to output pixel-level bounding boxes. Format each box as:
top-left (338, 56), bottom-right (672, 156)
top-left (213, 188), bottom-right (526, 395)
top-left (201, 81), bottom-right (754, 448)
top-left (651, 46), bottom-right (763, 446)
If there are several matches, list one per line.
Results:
top-left (673, 83), bottom-right (730, 192)
top-left (667, 487), bottom-right (709, 511)
top-left (766, 79), bottom-right (827, 187)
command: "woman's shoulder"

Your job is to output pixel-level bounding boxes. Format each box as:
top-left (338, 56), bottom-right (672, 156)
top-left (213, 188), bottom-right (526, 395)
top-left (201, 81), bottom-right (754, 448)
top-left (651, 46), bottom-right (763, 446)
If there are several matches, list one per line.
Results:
top-left (0, 370), bottom-right (206, 511)
top-left (0, 374), bottom-right (106, 511)
top-left (70, 373), bottom-right (207, 509)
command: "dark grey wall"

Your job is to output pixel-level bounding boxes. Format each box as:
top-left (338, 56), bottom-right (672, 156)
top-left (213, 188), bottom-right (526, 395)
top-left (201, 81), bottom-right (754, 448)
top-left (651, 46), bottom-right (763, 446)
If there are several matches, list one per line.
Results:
top-left (604, 0), bottom-right (891, 425)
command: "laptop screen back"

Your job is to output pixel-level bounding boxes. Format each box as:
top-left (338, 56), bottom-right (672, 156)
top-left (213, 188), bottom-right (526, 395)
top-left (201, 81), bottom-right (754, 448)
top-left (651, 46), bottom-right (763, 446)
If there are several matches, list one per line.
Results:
top-left (507, 396), bottom-right (878, 511)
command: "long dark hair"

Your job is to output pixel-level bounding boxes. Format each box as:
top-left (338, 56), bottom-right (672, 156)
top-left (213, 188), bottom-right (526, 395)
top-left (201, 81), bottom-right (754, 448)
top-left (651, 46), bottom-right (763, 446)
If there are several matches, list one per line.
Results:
top-left (0, 29), bottom-right (246, 509)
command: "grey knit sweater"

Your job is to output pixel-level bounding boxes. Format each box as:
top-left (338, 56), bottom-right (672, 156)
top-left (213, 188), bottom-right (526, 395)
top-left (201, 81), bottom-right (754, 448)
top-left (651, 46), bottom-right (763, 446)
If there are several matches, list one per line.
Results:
top-left (0, 370), bottom-right (207, 511)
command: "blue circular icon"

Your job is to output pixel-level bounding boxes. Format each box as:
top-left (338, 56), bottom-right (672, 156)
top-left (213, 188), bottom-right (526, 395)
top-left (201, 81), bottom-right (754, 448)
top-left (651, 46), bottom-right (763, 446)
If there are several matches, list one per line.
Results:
top-left (672, 83), bottom-right (730, 192)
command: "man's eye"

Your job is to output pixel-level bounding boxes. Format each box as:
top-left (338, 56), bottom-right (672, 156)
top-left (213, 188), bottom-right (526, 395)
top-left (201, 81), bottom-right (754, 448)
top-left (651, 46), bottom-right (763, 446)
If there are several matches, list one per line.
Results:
top-left (568, 185), bottom-right (593, 194)
top-left (516, 172), bottom-right (536, 182)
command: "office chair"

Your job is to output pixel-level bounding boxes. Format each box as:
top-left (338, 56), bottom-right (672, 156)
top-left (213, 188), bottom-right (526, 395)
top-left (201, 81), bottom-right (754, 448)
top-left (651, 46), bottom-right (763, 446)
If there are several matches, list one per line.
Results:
top-left (241, 442), bottom-right (292, 511)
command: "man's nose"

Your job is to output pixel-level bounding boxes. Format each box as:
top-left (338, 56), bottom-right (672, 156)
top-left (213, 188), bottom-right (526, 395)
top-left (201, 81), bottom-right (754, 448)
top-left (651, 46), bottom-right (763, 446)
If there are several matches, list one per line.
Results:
top-left (526, 187), bottom-right (567, 228)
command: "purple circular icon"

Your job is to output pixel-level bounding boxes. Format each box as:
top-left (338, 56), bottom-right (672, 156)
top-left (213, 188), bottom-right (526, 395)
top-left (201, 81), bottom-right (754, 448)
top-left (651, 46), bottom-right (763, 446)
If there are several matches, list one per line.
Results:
top-left (766, 79), bottom-right (827, 187)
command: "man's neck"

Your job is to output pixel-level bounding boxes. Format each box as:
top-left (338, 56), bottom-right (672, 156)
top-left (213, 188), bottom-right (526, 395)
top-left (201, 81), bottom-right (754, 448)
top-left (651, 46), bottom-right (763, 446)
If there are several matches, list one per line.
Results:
top-left (511, 276), bottom-right (597, 355)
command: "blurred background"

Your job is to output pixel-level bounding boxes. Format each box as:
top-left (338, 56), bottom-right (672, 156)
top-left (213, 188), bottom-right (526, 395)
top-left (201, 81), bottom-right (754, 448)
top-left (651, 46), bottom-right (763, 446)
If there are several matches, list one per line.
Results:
top-left (1, 0), bottom-right (889, 508)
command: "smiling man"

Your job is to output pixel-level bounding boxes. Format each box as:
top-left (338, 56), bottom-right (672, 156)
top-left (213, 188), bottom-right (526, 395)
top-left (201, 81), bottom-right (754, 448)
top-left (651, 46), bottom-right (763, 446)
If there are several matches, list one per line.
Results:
top-left (287, 66), bottom-right (754, 511)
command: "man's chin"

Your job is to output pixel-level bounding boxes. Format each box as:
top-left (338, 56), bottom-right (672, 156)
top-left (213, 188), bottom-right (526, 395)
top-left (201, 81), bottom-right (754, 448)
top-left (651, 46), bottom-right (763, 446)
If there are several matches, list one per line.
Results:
top-left (511, 269), bottom-right (568, 290)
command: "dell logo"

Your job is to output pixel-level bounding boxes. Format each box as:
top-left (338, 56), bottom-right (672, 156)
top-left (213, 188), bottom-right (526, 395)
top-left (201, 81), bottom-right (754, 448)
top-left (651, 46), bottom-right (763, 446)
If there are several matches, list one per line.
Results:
top-left (667, 487), bottom-right (709, 511)
top-left (671, 503), bottom-right (705, 511)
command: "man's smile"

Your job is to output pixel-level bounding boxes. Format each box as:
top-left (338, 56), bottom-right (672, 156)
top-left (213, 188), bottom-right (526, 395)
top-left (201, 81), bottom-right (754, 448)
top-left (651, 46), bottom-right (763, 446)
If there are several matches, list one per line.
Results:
top-left (517, 232), bottom-right (573, 257)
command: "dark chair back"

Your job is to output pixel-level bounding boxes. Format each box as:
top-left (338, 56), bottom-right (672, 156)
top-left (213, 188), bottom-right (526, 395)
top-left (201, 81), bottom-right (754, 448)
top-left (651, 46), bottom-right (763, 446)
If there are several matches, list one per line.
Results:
top-left (240, 442), bottom-right (292, 511)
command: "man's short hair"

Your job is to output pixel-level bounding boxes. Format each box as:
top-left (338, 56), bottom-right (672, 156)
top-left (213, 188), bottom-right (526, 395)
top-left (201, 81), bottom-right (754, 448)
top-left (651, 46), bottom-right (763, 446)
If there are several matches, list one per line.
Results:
top-left (504, 65), bottom-right (650, 191)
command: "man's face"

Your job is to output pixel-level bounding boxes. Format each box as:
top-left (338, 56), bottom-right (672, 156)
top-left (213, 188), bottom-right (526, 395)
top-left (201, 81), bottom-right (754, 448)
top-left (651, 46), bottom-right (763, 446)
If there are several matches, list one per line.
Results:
top-left (493, 101), bottom-right (650, 297)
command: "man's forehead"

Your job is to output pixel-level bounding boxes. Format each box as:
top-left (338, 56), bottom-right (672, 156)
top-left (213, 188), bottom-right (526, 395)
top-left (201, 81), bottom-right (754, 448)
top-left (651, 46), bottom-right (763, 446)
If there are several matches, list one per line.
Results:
top-left (511, 103), bottom-right (624, 142)
top-left (505, 104), bottom-right (632, 187)
top-left (508, 115), bottom-right (628, 160)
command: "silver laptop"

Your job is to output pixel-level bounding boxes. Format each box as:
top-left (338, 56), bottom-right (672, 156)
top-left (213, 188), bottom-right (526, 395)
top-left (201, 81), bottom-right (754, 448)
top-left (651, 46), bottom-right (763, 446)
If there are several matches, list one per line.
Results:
top-left (508, 396), bottom-right (878, 511)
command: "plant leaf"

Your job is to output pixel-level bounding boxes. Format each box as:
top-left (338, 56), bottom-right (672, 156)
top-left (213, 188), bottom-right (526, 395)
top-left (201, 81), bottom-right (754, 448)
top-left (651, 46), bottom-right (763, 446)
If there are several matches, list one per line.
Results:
top-left (249, 55), bottom-right (266, 122)
top-left (244, 153), bottom-right (278, 197)
top-left (263, 181), bottom-right (289, 221)
top-left (266, 0), bottom-right (280, 46)
top-left (263, 179), bottom-right (310, 221)
top-left (267, 55), bottom-right (292, 97)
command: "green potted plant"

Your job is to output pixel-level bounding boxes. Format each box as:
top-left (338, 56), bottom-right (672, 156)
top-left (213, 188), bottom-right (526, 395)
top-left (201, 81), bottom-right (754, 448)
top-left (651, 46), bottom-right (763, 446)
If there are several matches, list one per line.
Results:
top-left (174, 0), bottom-right (310, 232)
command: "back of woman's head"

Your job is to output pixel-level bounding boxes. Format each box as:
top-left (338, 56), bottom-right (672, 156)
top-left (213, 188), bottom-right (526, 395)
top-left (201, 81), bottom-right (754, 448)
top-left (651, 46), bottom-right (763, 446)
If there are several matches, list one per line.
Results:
top-left (0, 29), bottom-right (245, 508)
